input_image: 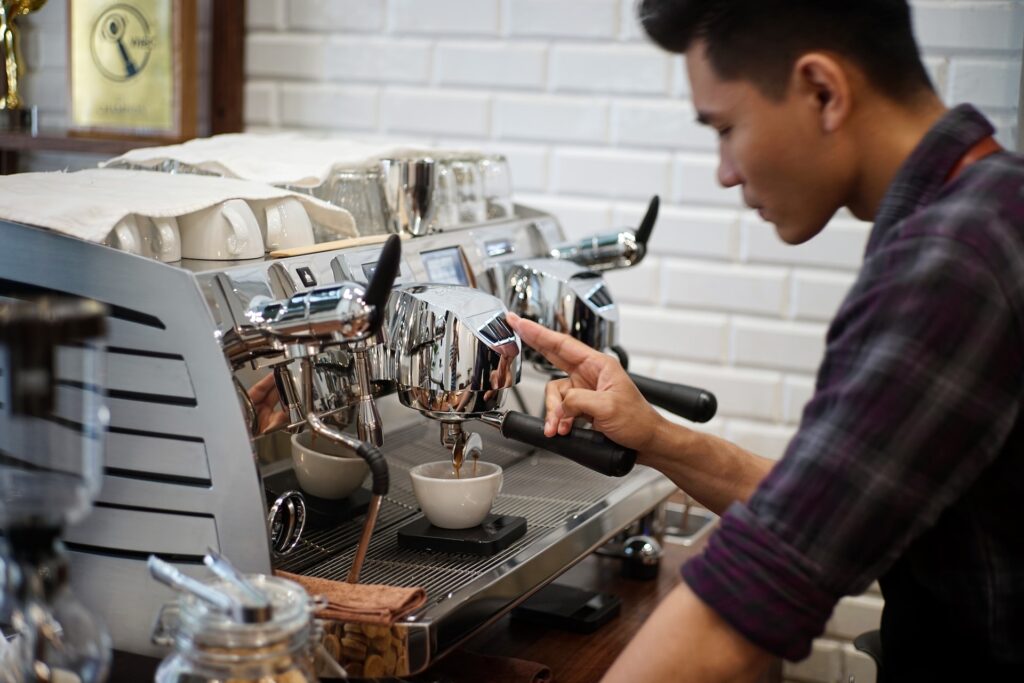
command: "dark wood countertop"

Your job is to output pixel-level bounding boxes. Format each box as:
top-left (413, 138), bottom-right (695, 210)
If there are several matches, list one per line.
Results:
top-left (450, 539), bottom-right (703, 683)
top-left (446, 536), bottom-right (781, 683)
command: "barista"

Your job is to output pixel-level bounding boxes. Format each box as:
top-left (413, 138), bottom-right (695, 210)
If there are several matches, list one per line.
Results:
top-left (507, 1), bottom-right (1024, 681)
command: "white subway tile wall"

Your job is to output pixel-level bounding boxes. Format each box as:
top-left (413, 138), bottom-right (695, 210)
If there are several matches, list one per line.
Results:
top-left (19, 1), bottom-right (1022, 680)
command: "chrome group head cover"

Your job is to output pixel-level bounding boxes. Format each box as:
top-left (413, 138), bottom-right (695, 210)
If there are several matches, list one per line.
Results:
top-left (385, 284), bottom-right (521, 420)
top-left (245, 281), bottom-right (379, 356)
top-left (495, 258), bottom-right (618, 369)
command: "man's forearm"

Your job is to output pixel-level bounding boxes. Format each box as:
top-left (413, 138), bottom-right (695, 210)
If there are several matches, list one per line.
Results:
top-left (641, 419), bottom-right (776, 514)
top-left (601, 582), bottom-right (771, 683)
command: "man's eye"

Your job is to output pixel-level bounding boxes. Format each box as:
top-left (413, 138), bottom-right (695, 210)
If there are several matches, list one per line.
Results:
top-left (717, 126), bottom-right (733, 138)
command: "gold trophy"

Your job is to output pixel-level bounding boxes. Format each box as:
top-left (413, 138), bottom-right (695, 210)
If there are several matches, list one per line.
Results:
top-left (0, 0), bottom-right (46, 131)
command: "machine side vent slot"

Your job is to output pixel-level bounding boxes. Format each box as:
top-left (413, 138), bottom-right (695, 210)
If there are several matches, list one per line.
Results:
top-left (92, 500), bottom-right (217, 519)
top-left (107, 388), bottom-right (197, 407)
top-left (0, 448), bottom-right (84, 478)
top-left (64, 543), bottom-right (205, 565)
top-left (104, 467), bottom-right (211, 488)
top-left (108, 425), bottom-right (202, 443)
top-left (0, 278), bottom-right (166, 330)
top-left (107, 347), bottom-right (185, 361)
top-left (65, 504), bottom-right (218, 560)
top-left (57, 379), bottom-right (198, 407)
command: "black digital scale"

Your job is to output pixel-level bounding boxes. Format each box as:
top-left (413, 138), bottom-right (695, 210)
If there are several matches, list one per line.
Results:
top-left (397, 514), bottom-right (527, 556)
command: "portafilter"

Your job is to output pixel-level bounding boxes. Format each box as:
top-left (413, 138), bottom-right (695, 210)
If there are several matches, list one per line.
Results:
top-left (493, 257), bottom-right (717, 424)
top-left (384, 283), bottom-right (636, 477)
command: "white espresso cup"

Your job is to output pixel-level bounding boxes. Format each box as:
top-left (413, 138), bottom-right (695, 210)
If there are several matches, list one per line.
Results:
top-left (106, 216), bottom-right (143, 255)
top-left (140, 216), bottom-right (181, 262)
top-left (259, 197), bottom-right (316, 252)
top-left (178, 199), bottom-right (264, 260)
top-left (290, 431), bottom-right (369, 500)
top-left (409, 460), bottom-right (503, 529)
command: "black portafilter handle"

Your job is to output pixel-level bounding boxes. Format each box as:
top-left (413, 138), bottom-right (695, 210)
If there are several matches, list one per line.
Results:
top-left (354, 441), bottom-right (389, 496)
top-left (499, 411), bottom-right (636, 477)
top-left (635, 194), bottom-right (659, 246)
top-left (364, 234), bottom-right (402, 332)
top-left (628, 372), bottom-right (717, 423)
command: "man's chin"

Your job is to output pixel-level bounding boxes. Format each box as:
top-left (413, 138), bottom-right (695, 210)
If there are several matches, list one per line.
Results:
top-left (774, 220), bottom-right (827, 245)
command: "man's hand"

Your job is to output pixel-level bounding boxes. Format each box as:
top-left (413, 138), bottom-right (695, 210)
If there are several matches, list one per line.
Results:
top-left (506, 312), bottom-right (667, 453)
top-left (508, 312), bottom-right (774, 513)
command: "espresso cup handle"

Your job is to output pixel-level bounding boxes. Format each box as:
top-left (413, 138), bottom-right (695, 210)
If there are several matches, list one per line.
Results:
top-left (265, 203), bottom-right (284, 251)
top-left (152, 217), bottom-right (178, 257)
top-left (113, 222), bottom-right (140, 254)
top-left (222, 204), bottom-right (250, 256)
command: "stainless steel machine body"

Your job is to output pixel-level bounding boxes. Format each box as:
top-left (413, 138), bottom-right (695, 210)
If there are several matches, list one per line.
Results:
top-left (0, 205), bottom-right (675, 672)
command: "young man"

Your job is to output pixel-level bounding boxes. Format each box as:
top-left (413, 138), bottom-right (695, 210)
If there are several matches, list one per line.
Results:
top-left (507, 1), bottom-right (1024, 680)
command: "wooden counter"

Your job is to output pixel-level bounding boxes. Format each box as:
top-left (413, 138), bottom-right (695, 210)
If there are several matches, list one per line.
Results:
top-left (447, 537), bottom-right (779, 683)
top-left (458, 539), bottom-right (702, 681)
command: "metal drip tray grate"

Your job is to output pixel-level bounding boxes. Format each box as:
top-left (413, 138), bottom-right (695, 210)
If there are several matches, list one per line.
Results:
top-left (274, 417), bottom-right (674, 671)
top-left (276, 421), bottom-right (626, 588)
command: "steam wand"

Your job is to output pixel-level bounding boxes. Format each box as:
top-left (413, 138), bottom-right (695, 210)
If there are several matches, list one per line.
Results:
top-left (301, 357), bottom-right (388, 584)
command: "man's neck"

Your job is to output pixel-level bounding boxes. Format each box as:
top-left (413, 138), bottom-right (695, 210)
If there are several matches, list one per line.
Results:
top-left (847, 93), bottom-right (948, 221)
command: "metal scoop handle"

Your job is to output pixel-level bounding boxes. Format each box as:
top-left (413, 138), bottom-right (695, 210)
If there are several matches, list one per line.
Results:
top-left (203, 548), bottom-right (272, 621)
top-left (147, 555), bottom-right (265, 623)
top-left (484, 411), bottom-right (636, 477)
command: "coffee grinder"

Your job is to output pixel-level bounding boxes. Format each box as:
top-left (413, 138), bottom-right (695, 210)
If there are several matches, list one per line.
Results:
top-left (0, 298), bottom-right (111, 682)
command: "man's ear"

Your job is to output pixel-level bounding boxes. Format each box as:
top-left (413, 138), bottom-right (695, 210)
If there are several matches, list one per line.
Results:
top-left (792, 53), bottom-right (851, 134)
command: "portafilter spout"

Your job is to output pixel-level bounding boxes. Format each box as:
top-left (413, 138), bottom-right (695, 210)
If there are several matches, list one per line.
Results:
top-left (549, 195), bottom-right (659, 271)
top-left (385, 284), bottom-right (636, 477)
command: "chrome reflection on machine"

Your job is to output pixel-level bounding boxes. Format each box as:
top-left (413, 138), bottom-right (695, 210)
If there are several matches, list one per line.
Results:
top-left (0, 153), bottom-right (720, 676)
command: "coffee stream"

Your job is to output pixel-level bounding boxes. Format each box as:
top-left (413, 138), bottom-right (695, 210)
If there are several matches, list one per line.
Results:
top-left (451, 447), bottom-right (479, 480)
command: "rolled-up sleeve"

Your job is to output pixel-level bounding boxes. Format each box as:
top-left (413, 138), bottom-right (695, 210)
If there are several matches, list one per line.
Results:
top-left (682, 226), bottom-right (1023, 659)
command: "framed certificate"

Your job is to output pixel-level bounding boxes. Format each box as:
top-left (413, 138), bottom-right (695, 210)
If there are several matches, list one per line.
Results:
top-left (68, 0), bottom-right (196, 139)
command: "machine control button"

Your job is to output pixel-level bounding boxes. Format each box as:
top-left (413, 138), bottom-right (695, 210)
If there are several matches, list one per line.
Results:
top-left (296, 267), bottom-right (317, 287)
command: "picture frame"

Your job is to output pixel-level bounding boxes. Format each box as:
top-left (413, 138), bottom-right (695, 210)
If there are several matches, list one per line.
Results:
top-left (67, 0), bottom-right (197, 140)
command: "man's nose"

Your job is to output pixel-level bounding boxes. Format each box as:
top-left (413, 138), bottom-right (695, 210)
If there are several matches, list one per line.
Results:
top-left (717, 154), bottom-right (741, 188)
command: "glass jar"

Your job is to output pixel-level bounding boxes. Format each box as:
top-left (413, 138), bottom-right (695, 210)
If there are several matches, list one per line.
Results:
top-left (152, 574), bottom-right (321, 683)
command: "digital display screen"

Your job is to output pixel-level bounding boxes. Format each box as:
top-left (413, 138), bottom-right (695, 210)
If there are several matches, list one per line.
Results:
top-left (361, 262), bottom-right (378, 281)
top-left (484, 238), bottom-right (514, 257)
top-left (422, 247), bottom-right (470, 285)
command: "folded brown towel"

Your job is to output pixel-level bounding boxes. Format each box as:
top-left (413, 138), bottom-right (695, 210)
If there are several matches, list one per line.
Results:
top-left (275, 570), bottom-right (427, 625)
top-left (432, 650), bottom-right (553, 683)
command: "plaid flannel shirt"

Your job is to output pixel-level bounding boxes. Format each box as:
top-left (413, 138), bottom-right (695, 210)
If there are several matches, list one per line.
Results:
top-left (682, 104), bottom-right (1024, 677)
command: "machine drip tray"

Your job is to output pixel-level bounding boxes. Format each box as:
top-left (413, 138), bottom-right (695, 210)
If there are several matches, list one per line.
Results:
top-left (397, 514), bottom-right (527, 555)
top-left (264, 469), bottom-right (371, 531)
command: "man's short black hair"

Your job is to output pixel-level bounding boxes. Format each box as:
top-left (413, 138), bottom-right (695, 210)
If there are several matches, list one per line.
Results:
top-left (639, 0), bottom-right (934, 101)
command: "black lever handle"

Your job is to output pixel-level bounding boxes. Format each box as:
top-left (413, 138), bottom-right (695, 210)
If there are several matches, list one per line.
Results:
top-left (364, 234), bottom-right (402, 332)
top-left (629, 372), bottom-right (717, 423)
top-left (499, 411), bottom-right (636, 477)
top-left (635, 195), bottom-right (659, 246)
top-left (353, 441), bottom-right (389, 496)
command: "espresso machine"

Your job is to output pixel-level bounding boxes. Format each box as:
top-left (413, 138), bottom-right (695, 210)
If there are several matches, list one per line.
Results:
top-left (0, 148), bottom-right (717, 677)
